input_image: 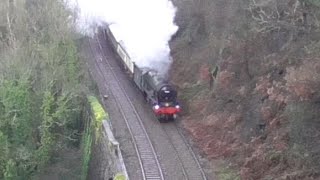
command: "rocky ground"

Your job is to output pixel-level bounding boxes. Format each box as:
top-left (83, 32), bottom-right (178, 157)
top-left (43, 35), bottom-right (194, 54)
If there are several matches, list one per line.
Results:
top-left (169, 0), bottom-right (320, 179)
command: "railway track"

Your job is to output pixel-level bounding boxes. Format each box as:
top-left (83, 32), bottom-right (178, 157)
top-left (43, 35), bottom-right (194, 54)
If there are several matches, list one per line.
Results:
top-left (89, 30), bottom-right (209, 180)
top-left (89, 37), bottom-right (164, 180)
top-left (162, 123), bottom-right (207, 180)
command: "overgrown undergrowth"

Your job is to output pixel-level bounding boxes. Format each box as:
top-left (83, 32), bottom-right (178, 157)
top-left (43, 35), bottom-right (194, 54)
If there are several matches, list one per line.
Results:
top-left (0, 0), bottom-right (91, 179)
top-left (81, 96), bottom-right (106, 180)
top-left (170, 0), bottom-right (320, 179)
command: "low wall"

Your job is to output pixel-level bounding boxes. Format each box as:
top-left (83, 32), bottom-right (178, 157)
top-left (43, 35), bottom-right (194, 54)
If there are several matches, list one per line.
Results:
top-left (87, 97), bottom-right (128, 180)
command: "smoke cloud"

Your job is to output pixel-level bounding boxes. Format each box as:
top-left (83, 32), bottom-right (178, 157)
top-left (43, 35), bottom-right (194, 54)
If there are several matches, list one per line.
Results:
top-left (66, 0), bottom-right (178, 73)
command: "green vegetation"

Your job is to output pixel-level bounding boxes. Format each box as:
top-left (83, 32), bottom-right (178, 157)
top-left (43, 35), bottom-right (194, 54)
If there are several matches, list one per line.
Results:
top-left (0, 0), bottom-right (90, 179)
top-left (81, 120), bottom-right (92, 180)
top-left (81, 96), bottom-right (106, 180)
top-left (180, 84), bottom-right (208, 102)
top-left (285, 102), bottom-right (320, 168)
top-left (308, 0), bottom-right (320, 7)
top-left (88, 96), bottom-right (107, 136)
top-left (216, 163), bottom-right (240, 180)
top-left (114, 173), bottom-right (126, 180)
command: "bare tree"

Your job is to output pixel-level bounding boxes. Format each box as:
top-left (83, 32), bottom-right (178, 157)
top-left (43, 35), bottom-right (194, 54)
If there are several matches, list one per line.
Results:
top-left (247, 0), bottom-right (308, 33)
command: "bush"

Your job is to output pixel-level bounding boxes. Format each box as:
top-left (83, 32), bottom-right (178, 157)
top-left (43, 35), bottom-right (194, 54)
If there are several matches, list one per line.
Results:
top-left (0, 0), bottom-right (89, 178)
top-left (285, 102), bottom-right (320, 168)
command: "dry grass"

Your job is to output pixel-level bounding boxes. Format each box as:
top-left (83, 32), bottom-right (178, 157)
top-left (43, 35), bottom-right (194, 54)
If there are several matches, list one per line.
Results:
top-left (170, 0), bottom-right (320, 179)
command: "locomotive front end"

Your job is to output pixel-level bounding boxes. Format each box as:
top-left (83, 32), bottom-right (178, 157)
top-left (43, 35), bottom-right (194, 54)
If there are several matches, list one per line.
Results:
top-left (153, 85), bottom-right (181, 121)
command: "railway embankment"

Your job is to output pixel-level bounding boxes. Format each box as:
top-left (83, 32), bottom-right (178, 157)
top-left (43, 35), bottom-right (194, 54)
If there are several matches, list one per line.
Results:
top-left (170, 0), bottom-right (320, 179)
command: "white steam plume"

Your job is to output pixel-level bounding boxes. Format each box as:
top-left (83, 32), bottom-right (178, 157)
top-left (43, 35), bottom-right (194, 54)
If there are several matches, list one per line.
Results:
top-left (66, 0), bottom-right (178, 73)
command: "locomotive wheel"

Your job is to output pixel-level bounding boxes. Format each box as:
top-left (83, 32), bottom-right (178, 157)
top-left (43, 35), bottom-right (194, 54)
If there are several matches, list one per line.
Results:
top-left (158, 115), bottom-right (174, 123)
top-left (169, 115), bottom-right (175, 122)
top-left (172, 114), bottom-right (178, 121)
top-left (158, 117), bottom-right (165, 123)
top-left (157, 115), bottom-right (165, 123)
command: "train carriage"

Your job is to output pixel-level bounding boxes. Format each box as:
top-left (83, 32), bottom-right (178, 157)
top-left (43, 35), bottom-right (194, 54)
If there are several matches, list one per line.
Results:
top-left (104, 25), bottom-right (181, 122)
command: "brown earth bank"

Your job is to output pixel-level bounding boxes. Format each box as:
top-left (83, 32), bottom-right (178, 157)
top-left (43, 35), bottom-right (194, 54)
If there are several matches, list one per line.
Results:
top-left (169, 0), bottom-right (320, 179)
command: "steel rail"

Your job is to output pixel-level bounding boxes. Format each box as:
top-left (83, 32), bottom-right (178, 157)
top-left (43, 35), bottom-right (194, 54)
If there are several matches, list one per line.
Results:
top-left (161, 124), bottom-right (189, 179)
top-left (160, 123), bottom-right (207, 180)
top-left (90, 36), bottom-right (164, 180)
top-left (174, 123), bottom-right (207, 180)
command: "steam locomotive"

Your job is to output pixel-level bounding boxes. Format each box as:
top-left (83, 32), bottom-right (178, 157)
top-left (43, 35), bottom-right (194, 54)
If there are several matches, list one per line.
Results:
top-left (103, 26), bottom-right (181, 121)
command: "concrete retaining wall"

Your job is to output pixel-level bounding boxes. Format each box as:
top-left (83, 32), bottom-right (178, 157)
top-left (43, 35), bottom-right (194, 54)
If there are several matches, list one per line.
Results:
top-left (88, 120), bottom-right (128, 180)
